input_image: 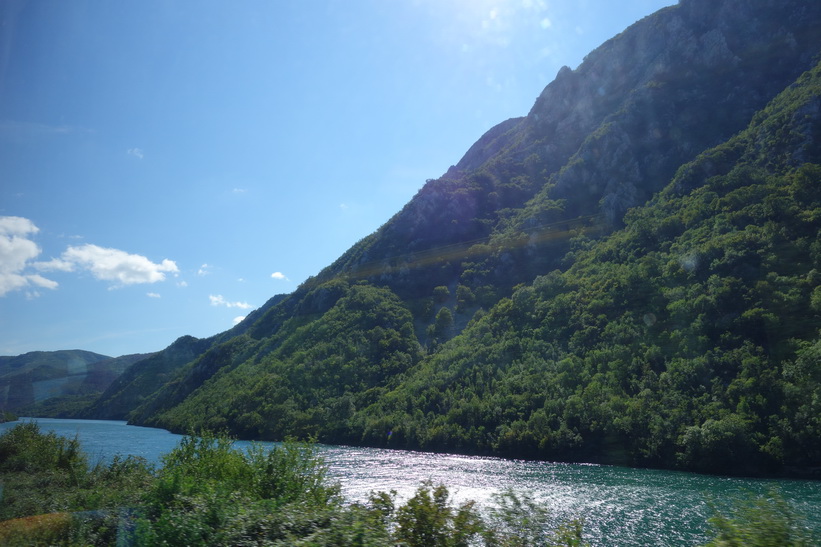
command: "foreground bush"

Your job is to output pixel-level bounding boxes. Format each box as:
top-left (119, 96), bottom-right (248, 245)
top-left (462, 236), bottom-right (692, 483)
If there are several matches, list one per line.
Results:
top-left (135, 431), bottom-right (348, 545)
top-left (704, 492), bottom-right (816, 546)
top-left (0, 422), bottom-right (153, 525)
top-left (0, 423), bottom-right (816, 545)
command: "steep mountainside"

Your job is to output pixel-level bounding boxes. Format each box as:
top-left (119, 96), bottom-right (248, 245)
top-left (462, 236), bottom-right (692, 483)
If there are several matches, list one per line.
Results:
top-left (318, 0), bottom-right (821, 304)
top-left (80, 336), bottom-right (211, 420)
top-left (81, 0), bottom-right (821, 475)
top-left (81, 294), bottom-right (288, 420)
top-left (128, 56), bottom-right (821, 476)
top-left (353, 63), bottom-right (821, 475)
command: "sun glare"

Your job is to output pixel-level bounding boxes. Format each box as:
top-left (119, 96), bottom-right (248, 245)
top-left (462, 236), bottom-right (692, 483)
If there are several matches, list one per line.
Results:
top-left (423, 0), bottom-right (554, 52)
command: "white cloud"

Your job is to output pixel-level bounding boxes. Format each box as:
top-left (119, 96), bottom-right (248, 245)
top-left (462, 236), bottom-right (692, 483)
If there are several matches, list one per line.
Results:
top-left (127, 147), bottom-right (144, 159)
top-left (198, 263), bottom-right (211, 276)
top-left (233, 316), bottom-right (246, 325)
top-left (0, 216), bottom-right (38, 237)
top-left (0, 216), bottom-right (58, 296)
top-left (38, 244), bottom-right (179, 287)
top-left (28, 274), bottom-right (58, 290)
top-left (232, 188), bottom-right (247, 194)
top-left (177, 280), bottom-right (188, 287)
top-left (540, 17), bottom-right (552, 29)
top-left (339, 203), bottom-right (349, 210)
top-left (271, 271), bottom-right (289, 281)
top-left (1, 216), bottom-right (179, 296)
top-left (147, 292), bottom-right (161, 298)
top-left (0, 272), bottom-right (30, 296)
top-left (33, 257), bottom-right (74, 271)
top-left (209, 294), bottom-right (252, 309)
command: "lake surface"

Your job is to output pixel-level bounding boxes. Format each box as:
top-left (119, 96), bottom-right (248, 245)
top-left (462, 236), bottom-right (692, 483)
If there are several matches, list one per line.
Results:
top-left (3, 418), bottom-right (819, 546)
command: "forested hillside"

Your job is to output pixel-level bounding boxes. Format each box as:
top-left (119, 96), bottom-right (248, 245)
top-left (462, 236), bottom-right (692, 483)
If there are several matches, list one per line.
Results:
top-left (352, 64), bottom-right (821, 475)
top-left (0, 350), bottom-right (147, 415)
top-left (81, 0), bottom-right (821, 476)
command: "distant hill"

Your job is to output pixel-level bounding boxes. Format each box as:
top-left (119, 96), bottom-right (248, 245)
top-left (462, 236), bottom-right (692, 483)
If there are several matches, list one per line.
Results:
top-left (0, 350), bottom-right (151, 415)
top-left (79, 294), bottom-right (288, 421)
top-left (78, 0), bottom-right (821, 476)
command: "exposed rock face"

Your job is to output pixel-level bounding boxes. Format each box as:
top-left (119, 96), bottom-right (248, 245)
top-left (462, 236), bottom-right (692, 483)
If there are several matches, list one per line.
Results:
top-left (79, 0), bottom-right (821, 456)
top-left (524, 0), bottom-right (821, 224)
top-left (320, 0), bottom-right (821, 298)
top-left (455, 117), bottom-right (524, 173)
top-left (792, 97), bottom-right (821, 162)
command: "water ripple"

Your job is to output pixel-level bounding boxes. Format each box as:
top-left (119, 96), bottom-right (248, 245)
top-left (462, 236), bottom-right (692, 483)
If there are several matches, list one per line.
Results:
top-left (5, 419), bottom-right (819, 546)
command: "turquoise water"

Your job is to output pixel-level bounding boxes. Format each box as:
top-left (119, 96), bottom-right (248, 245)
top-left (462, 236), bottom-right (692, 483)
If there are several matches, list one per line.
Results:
top-left (3, 418), bottom-right (819, 545)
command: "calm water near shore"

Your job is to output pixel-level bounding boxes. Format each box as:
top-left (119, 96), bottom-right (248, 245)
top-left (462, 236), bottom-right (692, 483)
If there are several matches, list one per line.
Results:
top-left (3, 417), bottom-right (819, 546)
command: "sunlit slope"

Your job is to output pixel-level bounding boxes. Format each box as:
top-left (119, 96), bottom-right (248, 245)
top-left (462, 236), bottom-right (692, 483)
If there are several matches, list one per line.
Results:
top-left (134, 283), bottom-right (422, 440)
top-left (79, 336), bottom-right (211, 420)
top-left (355, 60), bottom-right (821, 474)
top-left (314, 0), bottom-right (821, 303)
top-left (81, 293), bottom-right (288, 420)
top-left (82, 0), bottom-right (821, 475)
top-left (136, 55), bottom-right (821, 475)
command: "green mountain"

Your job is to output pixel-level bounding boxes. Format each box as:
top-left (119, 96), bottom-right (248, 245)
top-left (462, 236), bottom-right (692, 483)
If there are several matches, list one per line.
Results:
top-left (79, 294), bottom-right (288, 420)
top-left (0, 350), bottom-right (147, 414)
top-left (82, 0), bottom-right (821, 475)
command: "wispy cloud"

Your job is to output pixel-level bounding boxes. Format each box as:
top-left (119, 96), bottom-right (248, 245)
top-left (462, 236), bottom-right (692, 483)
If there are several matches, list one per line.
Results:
top-left (271, 271), bottom-right (289, 281)
top-left (127, 147), bottom-right (144, 159)
top-left (232, 188), bottom-right (247, 194)
top-left (233, 316), bottom-right (246, 325)
top-left (209, 294), bottom-right (252, 309)
top-left (0, 120), bottom-right (93, 142)
top-left (197, 264), bottom-right (211, 276)
top-left (27, 273), bottom-right (58, 290)
top-left (147, 292), bottom-right (161, 298)
top-left (0, 216), bottom-right (58, 296)
top-left (34, 257), bottom-right (74, 272)
top-left (36, 244), bottom-right (179, 288)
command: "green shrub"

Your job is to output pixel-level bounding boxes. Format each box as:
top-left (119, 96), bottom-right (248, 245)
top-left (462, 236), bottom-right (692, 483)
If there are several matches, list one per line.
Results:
top-left (703, 492), bottom-right (816, 546)
top-left (0, 421), bottom-right (86, 476)
top-left (394, 481), bottom-right (483, 547)
top-left (483, 490), bottom-right (588, 547)
top-left (137, 431), bottom-right (346, 545)
top-left (0, 423), bottom-right (154, 543)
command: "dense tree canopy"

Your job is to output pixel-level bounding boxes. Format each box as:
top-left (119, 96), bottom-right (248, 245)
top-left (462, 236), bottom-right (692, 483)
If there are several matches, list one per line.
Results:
top-left (72, 1), bottom-right (821, 478)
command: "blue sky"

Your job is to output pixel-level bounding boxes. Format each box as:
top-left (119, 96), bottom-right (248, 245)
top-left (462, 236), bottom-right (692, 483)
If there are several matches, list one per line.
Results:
top-left (0, 0), bottom-right (674, 357)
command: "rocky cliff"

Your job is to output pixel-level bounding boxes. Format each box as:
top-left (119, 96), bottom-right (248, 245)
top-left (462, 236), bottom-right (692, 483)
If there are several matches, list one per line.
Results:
top-left (79, 0), bottom-right (821, 475)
